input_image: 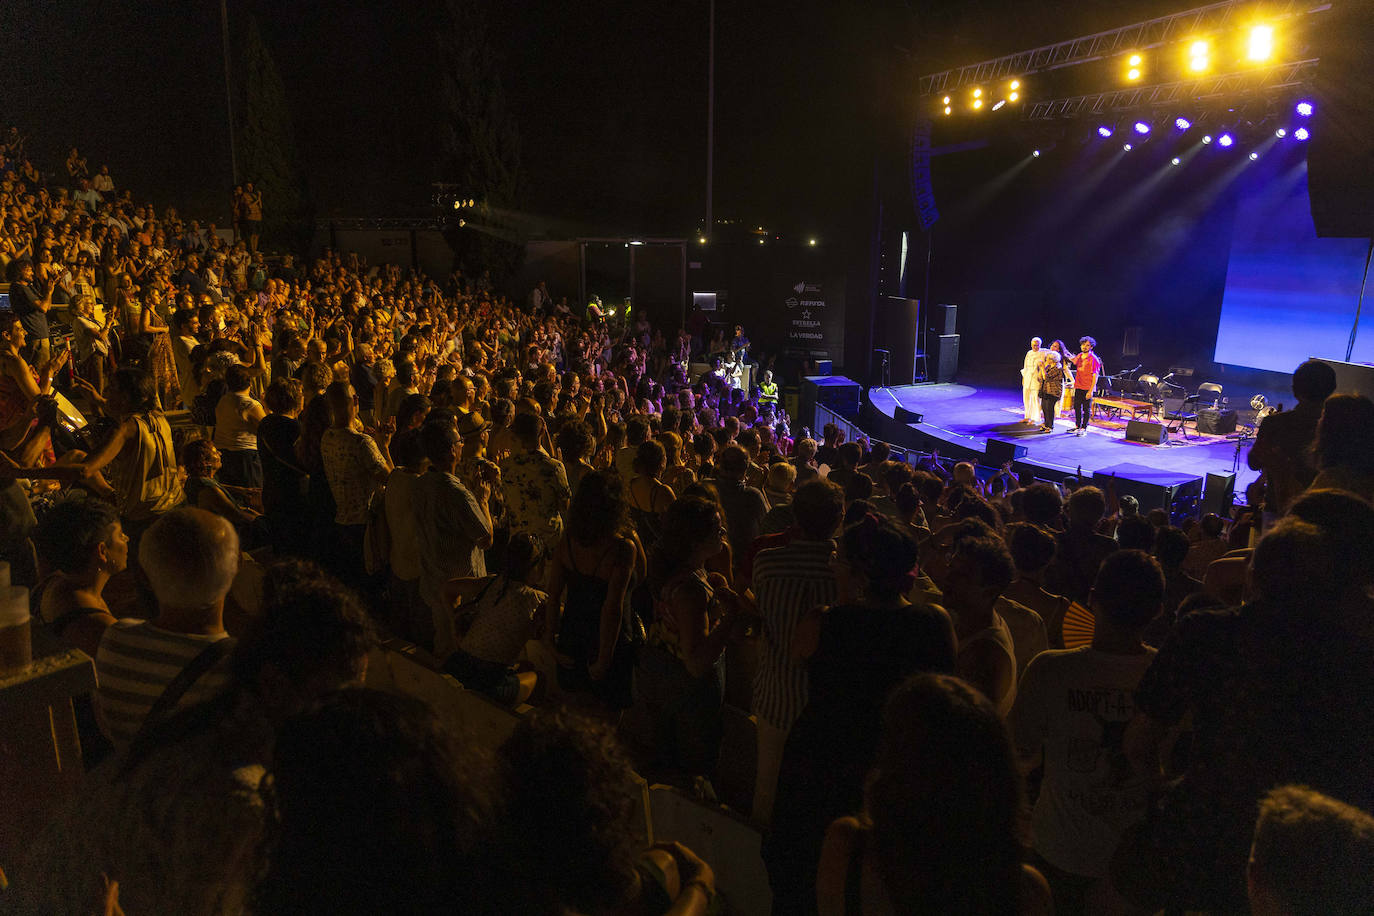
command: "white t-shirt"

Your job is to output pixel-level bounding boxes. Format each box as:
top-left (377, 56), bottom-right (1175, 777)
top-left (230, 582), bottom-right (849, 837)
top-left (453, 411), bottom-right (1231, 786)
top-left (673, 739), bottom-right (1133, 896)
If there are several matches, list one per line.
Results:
top-left (1009, 646), bottom-right (1157, 877)
top-left (996, 596), bottom-right (1049, 677)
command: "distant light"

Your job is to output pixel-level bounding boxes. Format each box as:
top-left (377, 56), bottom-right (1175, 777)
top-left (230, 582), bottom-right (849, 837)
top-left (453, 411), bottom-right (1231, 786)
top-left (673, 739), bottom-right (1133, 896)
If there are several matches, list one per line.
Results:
top-left (1171, 157), bottom-right (1181, 165)
top-left (1294, 127), bottom-right (1310, 141)
top-left (1249, 152), bottom-right (1260, 160)
top-left (453, 201), bottom-right (460, 210)
top-left (1008, 92), bottom-right (1019, 101)
top-left (1127, 68), bottom-right (1141, 81)
top-left (1188, 39), bottom-right (1210, 72)
top-left (1175, 117), bottom-right (1192, 130)
top-left (942, 96), bottom-right (951, 105)
top-left (458, 219), bottom-right (466, 227)
top-left (1247, 25), bottom-right (1274, 62)
top-left (1098, 125), bottom-right (1114, 138)
top-left (1123, 143), bottom-right (1133, 151)
top-left (944, 106), bottom-right (952, 115)
top-left (629, 239), bottom-right (644, 246)
top-left (468, 199), bottom-right (475, 207)
top-left (992, 99), bottom-right (1007, 111)
top-left (1009, 80), bottom-right (1021, 91)
top-left (1128, 54), bottom-right (1142, 67)
top-left (808, 238), bottom-right (817, 246)
top-left (1032, 149), bottom-right (1041, 157)
top-left (973, 88), bottom-right (982, 98)
top-left (972, 99), bottom-right (983, 109)
top-left (1295, 101), bottom-right (1313, 117)
top-left (758, 239), bottom-right (765, 245)
top-left (1275, 128), bottom-right (1287, 138)
top-left (1202, 134), bottom-right (1213, 144)
top-left (697, 237), bottom-right (707, 244)
top-left (1134, 121), bottom-right (1151, 135)
top-left (1218, 133), bottom-right (1234, 147)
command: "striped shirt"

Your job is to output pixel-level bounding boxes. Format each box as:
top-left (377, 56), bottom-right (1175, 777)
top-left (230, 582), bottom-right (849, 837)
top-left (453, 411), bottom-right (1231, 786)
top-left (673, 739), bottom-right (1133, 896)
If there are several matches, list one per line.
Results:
top-left (95, 620), bottom-right (235, 750)
top-left (751, 539), bottom-right (838, 730)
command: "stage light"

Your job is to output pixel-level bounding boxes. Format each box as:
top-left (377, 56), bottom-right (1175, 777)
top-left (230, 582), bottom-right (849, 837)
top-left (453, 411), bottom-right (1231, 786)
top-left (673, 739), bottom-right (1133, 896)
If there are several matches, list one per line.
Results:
top-left (942, 96), bottom-right (951, 105)
top-left (972, 99), bottom-right (983, 109)
top-left (697, 237), bottom-right (707, 244)
top-left (1123, 143), bottom-right (1133, 151)
top-left (1249, 152), bottom-right (1259, 160)
top-left (992, 99), bottom-right (1006, 110)
top-left (1134, 121), bottom-right (1151, 135)
top-left (1098, 125), bottom-right (1114, 138)
top-left (808, 238), bottom-right (817, 246)
top-left (1010, 80), bottom-right (1020, 91)
top-left (1295, 101), bottom-right (1313, 116)
top-left (1275, 127), bottom-right (1287, 138)
top-left (973, 88), bottom-right (982, 98)
top-left (944, 106), bottom-right (952, 115)
top-left (629, 239), bottom-right (644, 246)
top-left (468, 199), bottom-right (475, 207)
top-left (1218, 133), bottom-right (1234, 147)
top-left (1009, 92), bottom-right (1019, 101)
top-left (453, 201), bottom-right (460, 210)
top-left (1202, 134), bottom-right (1213, 144)
top-left (758, 239), bottom-right (765, 245)
top-left (1171, 157), bottom-right (1181, 165)
top-left (1126, 53), bottom-right (1142, 82)
top-left (1294, 127), bottom-right (1310, 141)
top-left (1032, 149), bottom-right (1041, 157)
top-left (1247, 25), bottom-right (1274, 62)
top-left (1188, 39), bottom-right (1209, 72)
top-left (1175, 117), bottom-right (1192, 130)
top-left (1128, 54), bottom-right (1142, 66)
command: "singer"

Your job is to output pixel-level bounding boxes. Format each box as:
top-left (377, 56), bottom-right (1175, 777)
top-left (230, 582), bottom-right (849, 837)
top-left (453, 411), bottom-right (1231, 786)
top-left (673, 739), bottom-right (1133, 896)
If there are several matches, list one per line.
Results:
top-left (1067, 336), bottom-right (1103, 436)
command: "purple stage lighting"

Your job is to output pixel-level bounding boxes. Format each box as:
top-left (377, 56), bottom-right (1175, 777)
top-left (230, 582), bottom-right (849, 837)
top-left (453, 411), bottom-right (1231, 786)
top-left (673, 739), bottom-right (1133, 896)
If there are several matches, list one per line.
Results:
top-left (1294, 127), bottom-right (1310, 141)
top-left (1123, 143), bottom-right (1133, 151)
top-left (1097, 125), bottom-right (1114, 138)
top-left (1295, 101), bottom-right (1313, 117)
top-left (1202, 135), bottom-right (1213, 144)
top-left (1249, 152), bottom-right (1259, 160)
top-left (1275, 128), bottom-right (1287, 138)
top-left (1218, 133), bottom-right (1234, 147)
top-left (1133, 121), bottom-right (1151, 135)
top-left (1175, 117), bottom-right (1192, 130)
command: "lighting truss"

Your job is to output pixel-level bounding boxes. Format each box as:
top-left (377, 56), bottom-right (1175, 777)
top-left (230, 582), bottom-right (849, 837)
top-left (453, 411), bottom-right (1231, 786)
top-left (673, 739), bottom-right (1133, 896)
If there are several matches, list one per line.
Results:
top-left (1024, 58), bottom-right (1318, 120)
top-left (918, 0), bottom-right (1326, 96)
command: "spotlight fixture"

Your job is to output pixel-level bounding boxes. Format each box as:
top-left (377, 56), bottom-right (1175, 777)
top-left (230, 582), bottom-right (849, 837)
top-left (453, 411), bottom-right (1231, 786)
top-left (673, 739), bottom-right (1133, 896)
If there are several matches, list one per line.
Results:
top-left (1134, 121), bottom-right (1151, 135)
top-left (1123, 143), bottom-right (1133, 151)
top-left (1188, 39), bottom-right (1210, 72)
top-left (1218, 133), bottom-right (1234, 147)
top-left (973, 88), bottom-right (982, 98)
top-left (1009, 80), bottom-right (1020, 91)
top-left (944, 107), bottom-right (952, 115)
top-left (1294, 127), bottom-right (1310, 141)
top-left (1009, 92), bottom-right (1019, 102)
top-left (1032, 149), bottom-right (1041, 157)
top-left (973, 99), bottom-right (983, 109)
top-left (1249, 152), bottom-right (1259, 160)
top-left (1175, 117), bottom-right (1192, 130)
top-left (1098, 125), bottom-right (1114, 138)
top-left (1247, 25), bottom-right (1274, 62)
top-left (1202, 134), bottom-right (1213, 144)
top-left (808, 238), bottom-right (817, 246)
top-left (1171, 157), bottom-right (1181, 165)
top-left (1275, 128), bottom-right (1287, 138)
top-left (1295, 101), bottom-right (1313, 116)
top-left (942, 96), bottom-right (951, 105)
top-left (1126, 53), bottom-right (1143, 81)
top-left (992, 99), bottom-right (1007, 111)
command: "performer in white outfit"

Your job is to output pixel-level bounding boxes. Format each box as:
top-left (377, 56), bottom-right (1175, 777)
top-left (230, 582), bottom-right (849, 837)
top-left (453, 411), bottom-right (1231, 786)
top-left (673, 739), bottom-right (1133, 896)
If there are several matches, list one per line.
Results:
top-left (1021, 337), bottom-right (1043, 422)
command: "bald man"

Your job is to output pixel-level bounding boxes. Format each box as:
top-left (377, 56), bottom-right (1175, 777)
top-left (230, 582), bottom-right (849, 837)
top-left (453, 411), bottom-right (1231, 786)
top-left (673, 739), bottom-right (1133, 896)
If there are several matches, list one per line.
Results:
top-left (95, 508), bottom-right (240, 748)
top-left (1022, 337), bottom-right (1043, 423)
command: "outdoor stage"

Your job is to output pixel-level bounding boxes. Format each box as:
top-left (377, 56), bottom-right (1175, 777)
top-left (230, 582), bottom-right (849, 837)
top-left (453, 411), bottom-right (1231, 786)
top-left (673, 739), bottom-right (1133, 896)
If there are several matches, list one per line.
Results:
top-left (860, 381), bottom-right (1260, 504)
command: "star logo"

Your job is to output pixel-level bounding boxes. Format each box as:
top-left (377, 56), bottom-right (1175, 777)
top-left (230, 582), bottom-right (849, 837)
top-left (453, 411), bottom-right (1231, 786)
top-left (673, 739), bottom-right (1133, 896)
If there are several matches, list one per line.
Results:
top-left (801, 309), bottom-right (812, 319)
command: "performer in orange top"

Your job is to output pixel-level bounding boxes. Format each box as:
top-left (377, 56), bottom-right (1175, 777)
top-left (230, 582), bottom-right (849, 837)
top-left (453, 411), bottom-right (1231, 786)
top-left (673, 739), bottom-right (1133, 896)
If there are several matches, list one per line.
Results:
top-left (1067, 336), bottom-right (1103, 437)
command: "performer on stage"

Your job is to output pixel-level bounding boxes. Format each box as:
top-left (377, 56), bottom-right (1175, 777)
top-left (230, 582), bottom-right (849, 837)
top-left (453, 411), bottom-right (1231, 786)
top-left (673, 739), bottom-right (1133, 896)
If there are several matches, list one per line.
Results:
top-left (1020, 337), bottom-right (1043, 422)
top-left (1067, 336), bottom-right (1104, 436)
top-left (1035, 347), bottom-right (1067, 432)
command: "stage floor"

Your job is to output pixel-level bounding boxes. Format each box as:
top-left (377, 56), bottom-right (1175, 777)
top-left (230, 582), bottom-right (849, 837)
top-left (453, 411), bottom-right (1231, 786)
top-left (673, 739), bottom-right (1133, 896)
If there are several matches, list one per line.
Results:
top-left (867, 382), bottom-right (1259, 495)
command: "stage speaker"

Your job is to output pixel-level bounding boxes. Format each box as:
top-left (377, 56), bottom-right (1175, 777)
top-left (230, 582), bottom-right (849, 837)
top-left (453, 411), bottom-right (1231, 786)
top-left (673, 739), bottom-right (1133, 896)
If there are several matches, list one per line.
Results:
top-left (931, 303), bottom-right (957, 336)
top-left (814, 359), bottom-right (833, 375)
top-left (1196, 408), bottom-right (1237, 435)
top-left (1124, 420), bottom-right (1169, 445)
top-left (1093, 465), bottom-right (1204, 519)
top-left (1203, 472), bottom-right (1237, 518)
top-left (894, 405), bottom-right (924, 424)
top-left (802, 375), bottom-right (861, 424)
top-left (881, 297), bottom-right (920, 386)
top-left (985, 439), bottom-right (1027, 465)
top-left (931, 333), bottom-right (959, 383)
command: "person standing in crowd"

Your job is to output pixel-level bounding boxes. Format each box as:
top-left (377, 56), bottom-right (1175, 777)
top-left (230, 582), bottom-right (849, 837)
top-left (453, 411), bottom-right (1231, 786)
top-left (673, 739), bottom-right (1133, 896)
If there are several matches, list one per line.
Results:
top-left (213, 363), bottom-right (265, 489)
top-left (1247, 358), bottom-right (1336, 524)
top-left (241, 181), bottom-right (263, 253)
top-left (319, 381), bottom-right (392, 589)
top-left (1067, 336), bottom-right (1103, 436)
top-left (499, 411), bottom-right (570, 557)
top-left (1021, 336), bottom-right (1043, 423)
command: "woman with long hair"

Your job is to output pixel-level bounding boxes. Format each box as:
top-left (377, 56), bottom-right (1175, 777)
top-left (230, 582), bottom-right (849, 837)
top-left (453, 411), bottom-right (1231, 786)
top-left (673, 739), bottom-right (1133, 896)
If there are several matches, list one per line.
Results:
top-left (627, 439), bottom-right (676, 548)
top-left (1309, 394), bottom-right (1374, 501)
top-left (816, 673), bottom-right (1051, 915)
top-left (1049, 339), bottom-right (1073, 418)
top-left (636, 495), bottom-right (749, 793)
top-left (545, 469), bottom-right (642, 713)
top-left (0, 312), bottom-right (68, 463)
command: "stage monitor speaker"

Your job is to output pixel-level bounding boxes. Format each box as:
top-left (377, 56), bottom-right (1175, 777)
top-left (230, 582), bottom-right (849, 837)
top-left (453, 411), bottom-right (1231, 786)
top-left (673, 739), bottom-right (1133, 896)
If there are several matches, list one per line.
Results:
top-left (931, 303), bottom-right (957, 336)
top-left (931, 334), bottom-right (959, 383)
top-left (894, 405), bottom-right (924, 424)
top-left (985, 439), bottom-right (1027, 465)
top-left (1092, 465), bottom-right (1204, 520)
top-left (1125, 420), bottom-right (1169, 445)
top-left (1196, 408), bottom-right (1237, 435)
top-left (802, 375), bottom-right (861, 424)
top-left (1203, 472), bottom-right (1237, 518)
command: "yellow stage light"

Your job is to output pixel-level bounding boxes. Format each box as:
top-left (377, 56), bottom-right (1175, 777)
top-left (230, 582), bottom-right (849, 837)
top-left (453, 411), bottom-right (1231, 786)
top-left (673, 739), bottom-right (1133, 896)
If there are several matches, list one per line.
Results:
top-left (972, 99), bottom-right (983, 109)
top-left (973, 88), bottom-right (982, 98)
top-left (1009, 91), bottom-right (1019, 101)
top-left (943, 96), bottom-right (951, 105)
top-left (1128, 54), bottom-right (1142, 66)
top-left (1247, 25), bottom-right (1274, 61)
top-left (943, 106), bottom-right (952, 115)
top-left (1188, 39), bottom-right (1210, 72)
top-left (1127, 68), bottom-right (1141, 81)
top-left (1010, 79), bottom-right (1020, 91)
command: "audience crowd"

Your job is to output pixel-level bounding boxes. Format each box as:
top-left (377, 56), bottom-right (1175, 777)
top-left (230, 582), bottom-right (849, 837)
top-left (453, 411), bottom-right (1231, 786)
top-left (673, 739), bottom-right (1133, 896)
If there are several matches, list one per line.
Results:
top-left (3, 126), bottom-right (1374, 915)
